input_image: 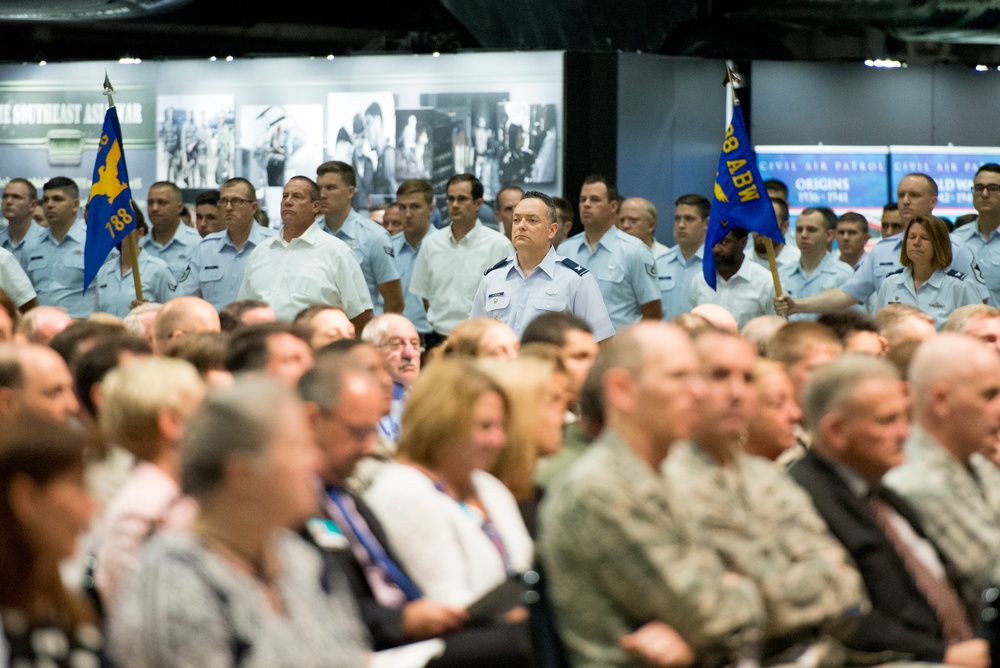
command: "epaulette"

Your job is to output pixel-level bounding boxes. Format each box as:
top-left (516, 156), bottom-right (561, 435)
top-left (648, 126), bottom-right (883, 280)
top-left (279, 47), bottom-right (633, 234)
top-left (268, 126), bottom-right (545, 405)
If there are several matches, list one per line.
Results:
top-left (559, 258), bottom-right (589, 276)
top-left (885, 267), bottom-right (905, 277)
top-left (946, 268), bottom-right (968, 280)
top-left (484, 257), bottom-right (513, 275)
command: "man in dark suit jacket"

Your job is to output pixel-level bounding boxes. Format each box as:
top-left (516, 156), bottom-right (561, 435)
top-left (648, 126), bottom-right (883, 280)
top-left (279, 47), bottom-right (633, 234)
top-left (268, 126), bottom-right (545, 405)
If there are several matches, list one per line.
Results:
top-left (295, 356), bottom-right (533, 667)
top-left (789, 354), bottom-right (989, 668)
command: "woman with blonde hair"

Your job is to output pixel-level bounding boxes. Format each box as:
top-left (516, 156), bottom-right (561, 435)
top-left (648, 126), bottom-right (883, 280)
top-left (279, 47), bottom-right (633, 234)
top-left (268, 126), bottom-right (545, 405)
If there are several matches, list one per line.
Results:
top-left (364, 358), bottom-right (532, 608)
top-left (94, 357), bottom-right (206, 609)
top-left (479, 345), bottom-right (568, 535)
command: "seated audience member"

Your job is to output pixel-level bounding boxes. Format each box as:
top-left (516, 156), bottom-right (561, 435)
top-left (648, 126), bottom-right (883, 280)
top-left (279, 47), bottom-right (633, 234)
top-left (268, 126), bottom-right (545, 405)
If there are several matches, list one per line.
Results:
top-left (884, 335), bottom-right (1000, 613)
top-left (741, 315), bottom-right (786, 356)
top-left (766, 322), bottom-right (842, 409)
top-left (0, 343), bottom-right (79, 423)
top-left (690, 303), bottom-right (739, 334)
top-left (294, 304), bottom-right (355, 349)
top-left (817, 310), bottom-right (886, 356)
top-left (743, 359), bottom-right (802, 461)
top-left (225, 322), bottom-right (313, 387)
top-left (49, 320), bottom-right (125, 372)
top-left (874, 303), bottom-right (937, 351)
top-left (364, 359), bottom-right (534, 611)
top-left (789, 355), bottom-right (988, 666)
top-left (73, 334), bottom-right (152, 423)
top-left (219, 299), bottom-right (277, 333)
top-left (361, 314), bottom-right (422, 444)
top-left (164, 331), bottom-right (233, 387)
top-left (14, 305), bottom-right (72, 346)
top-left (520, 312), bottom-right (598, 415)
top-left (666, 331), bottom-right (867, 659)
top-left (540, 323), bottom-right (764, 667)
top-left (669, 312), bottom-right (719, 337)
top-left (122, 302), bottom-right (162, 347)
top-left (299, 358), bottom-right (530, 665)
top-left (0, 289), bottom-right (18, 342)
top-left (943, 304), bottom-right (1000, 351)
top-left (480, 349), bottom-right (569, 536)
top-left (94, 358), bottom-right (206, 610)
top-left (433, 318), bottom-right (520, 362)
top-left (0, 417), bottom-right (107, 665)
top-left (151, 296), bottom-right (221, 355)
top-left (871, 215), bottom-right (981, 327)
top-left (109, 380), bottom-right (369, 667)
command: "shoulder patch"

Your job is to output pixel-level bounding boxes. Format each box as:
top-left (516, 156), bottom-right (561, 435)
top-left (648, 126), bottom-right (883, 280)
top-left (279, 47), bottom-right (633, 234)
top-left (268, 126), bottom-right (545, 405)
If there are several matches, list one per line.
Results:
top-left (972, 261), bottom-right (986, 284)
top-left (383, 246), bottom-right (395, 257)
top-left (946, 268), bottom-right (968, 280)
top-left (885, 267), bottom-right (905, 277)
top-left (484, 257), bottom-right (513, 275)
top-left (559, 258), bottom-right (589, 276)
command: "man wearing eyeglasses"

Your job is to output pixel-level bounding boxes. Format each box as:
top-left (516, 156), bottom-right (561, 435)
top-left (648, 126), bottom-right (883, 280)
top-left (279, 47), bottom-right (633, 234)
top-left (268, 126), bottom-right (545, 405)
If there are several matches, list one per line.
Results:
top-left (361, 313), bottom-right (422, 444)
top-left (179, 177), bottom-right (275, 311)
top-left (953, 163), bottom-right (1000, 307)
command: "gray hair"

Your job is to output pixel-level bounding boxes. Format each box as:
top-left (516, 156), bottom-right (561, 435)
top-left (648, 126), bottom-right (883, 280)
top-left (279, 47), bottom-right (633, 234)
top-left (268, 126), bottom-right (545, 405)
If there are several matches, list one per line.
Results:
top-left (181, 379), bottom-right (299, 498)
top-left (803, 354), bottom-right (900, 434)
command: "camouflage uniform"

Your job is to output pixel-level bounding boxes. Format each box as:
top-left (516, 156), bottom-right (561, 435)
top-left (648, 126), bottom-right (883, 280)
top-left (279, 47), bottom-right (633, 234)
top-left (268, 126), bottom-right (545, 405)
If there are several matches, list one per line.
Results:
top-left (884, 425), bottom-right (1000, 613)
top-left (538, 430), bottom-right (765, 668)
top-left (664, 442), bottom-right (869, 656)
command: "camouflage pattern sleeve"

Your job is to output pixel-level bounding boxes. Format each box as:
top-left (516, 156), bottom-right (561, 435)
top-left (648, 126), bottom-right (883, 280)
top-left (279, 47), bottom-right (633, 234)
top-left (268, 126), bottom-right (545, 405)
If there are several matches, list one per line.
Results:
top-left (665, 442), bottom-right (869, 641)
top-left (539, 433), bottom-right (765, 668)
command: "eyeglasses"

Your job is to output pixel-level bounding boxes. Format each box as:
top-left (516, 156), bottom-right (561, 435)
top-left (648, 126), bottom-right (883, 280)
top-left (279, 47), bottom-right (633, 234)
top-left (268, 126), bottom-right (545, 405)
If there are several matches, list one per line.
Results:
top-left (973, 184), bottom-right (1000, 194)
top-left (218, 197), bottom-right (253, 207)
top-left (321, 409), bottom-right (379, 443)
top-left (379, 338), bottom-right (424, 354)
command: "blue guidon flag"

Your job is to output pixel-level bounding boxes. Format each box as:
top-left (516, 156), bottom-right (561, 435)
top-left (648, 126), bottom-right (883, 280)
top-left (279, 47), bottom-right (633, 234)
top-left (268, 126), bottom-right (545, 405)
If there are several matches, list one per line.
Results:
top-left (84, 106), bottom-right (137, 293)
top-left (703, 103), bottom-right (784, 289)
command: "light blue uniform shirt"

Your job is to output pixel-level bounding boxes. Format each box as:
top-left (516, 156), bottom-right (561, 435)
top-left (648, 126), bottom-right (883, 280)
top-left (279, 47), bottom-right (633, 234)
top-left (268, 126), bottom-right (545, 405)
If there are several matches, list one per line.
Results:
top-left (842, 232), bottom-right (987, 303)
top-left (180, 224), bottom-right (276, 311)
top-left (778, 251), bottom-right (855, 322)
top-left (20, 221), bottom-right (95, 317)
top-left (139, 223), bottom-right (202, 283)
top-left (319, 209), bottom-right (400, 315)
top-left (873, 267), bottom-right (982, 329)
top-left (392, 228), bottom-right (435, 334)
top-left (557, 226), bottom-right (659, 331)
top-left (0, 221), bottom-right (45, 264)
top-left (952, 222), bottom-right (1000, 308)
top-left (95, 250), bottom-right (177, 318)
top-left (655, 244), bottom-right (703, 320)
top-left (469, 246), bottom-right (615, 341)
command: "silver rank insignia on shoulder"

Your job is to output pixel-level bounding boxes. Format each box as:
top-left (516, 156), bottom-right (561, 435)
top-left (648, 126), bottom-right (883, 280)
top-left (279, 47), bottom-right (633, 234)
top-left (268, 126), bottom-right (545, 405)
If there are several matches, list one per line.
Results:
top-left (545, 290), bottom-right (556, 296)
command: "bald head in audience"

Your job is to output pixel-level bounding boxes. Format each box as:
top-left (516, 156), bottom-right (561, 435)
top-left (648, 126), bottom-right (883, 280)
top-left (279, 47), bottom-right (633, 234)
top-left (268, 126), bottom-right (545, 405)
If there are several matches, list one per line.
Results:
top-left (152, 297), bottom-right (221, 354)
top-left (690, 303), bottom-right (738, 334)
top-left (15, 306), bottom-right (72, 345)
top-left (0, 344), bottom-right (80, 422)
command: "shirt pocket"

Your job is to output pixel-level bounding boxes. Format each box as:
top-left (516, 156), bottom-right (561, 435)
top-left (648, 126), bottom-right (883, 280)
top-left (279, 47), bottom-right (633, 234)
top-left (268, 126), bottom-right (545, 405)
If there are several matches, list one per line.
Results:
top-left (484, 293), bottom-right (511, 316)
top-left (531, 297), bottom-right (567, 313)
top-left (658, 274), bottom-right (676, 292)
top-left (55, 254), bottom-right (85, 287)
top-left (200, 266), bottom-right (225, 283)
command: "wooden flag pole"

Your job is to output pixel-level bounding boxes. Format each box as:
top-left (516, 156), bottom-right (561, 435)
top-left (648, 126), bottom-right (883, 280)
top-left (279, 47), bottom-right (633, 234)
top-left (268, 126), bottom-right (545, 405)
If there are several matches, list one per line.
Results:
top-left (725, 64), bottom-right (784, 315)
top-left (103, 73), bottom-right (143, 302)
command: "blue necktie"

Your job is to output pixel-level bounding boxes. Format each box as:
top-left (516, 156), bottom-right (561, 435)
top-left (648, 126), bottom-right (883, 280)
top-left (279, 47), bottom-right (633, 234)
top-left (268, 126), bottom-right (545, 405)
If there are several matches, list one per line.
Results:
top-left (326, 486), bottom-right (423, 601)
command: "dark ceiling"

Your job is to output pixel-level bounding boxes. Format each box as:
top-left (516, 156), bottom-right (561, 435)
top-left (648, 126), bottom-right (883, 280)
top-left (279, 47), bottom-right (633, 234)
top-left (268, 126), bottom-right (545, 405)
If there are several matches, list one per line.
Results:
top-left (5, 0), bottom-right (1000, 66)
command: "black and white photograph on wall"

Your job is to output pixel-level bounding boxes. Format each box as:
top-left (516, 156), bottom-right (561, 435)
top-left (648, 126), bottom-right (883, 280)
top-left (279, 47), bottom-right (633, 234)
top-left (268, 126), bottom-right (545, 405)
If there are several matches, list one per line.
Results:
top-left (326, 92), bottom-right (397, 211)
top-left (418, 92), bottom-right (509, 201)
top-left (395, 110), bottom-right (434, 181)
top-left (497, 102), bottom-right (558, 187)
top-left (157, 95), bottom-right (235, 189)
top-left (238, 104), bottom-right (323, 193)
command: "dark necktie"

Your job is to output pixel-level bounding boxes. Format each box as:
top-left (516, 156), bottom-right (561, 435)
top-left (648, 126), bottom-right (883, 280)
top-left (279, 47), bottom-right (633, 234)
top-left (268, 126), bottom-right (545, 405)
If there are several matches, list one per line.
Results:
top-left (867, 487), bottom-right (974, 645)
